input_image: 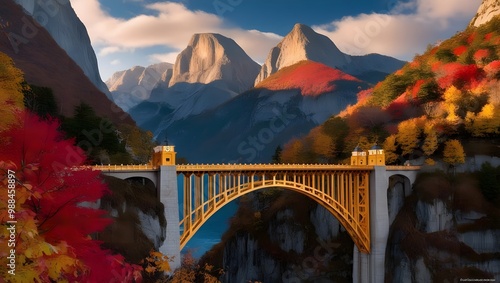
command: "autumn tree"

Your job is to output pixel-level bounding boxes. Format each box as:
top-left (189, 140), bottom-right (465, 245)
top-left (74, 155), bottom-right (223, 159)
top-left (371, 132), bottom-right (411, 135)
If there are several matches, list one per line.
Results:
top-left (281, 139), bottom-right (305, 164)
top-left (443, 139), bottom-right (466, 170)
top-left (396, 119), bottom-right (421, 156)
top-left (465, 103), bottom-right (500, 136)
top-left (0, 52), bottom-right (25, 131)
top-left (310, 127), bottom-right (333, 162)
top-left (383, 135), bottom-right (399, 164)
top-left (0, 112), bottom-right (142, 282)
top-left (119, 124), bottom-right (156, 164)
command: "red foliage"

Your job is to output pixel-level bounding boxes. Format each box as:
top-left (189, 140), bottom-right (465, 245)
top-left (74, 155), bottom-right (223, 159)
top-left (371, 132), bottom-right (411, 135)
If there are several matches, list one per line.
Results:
top-left (411, 79), bottom-right (426, 100)
top-left (384, 93), bottom-right (412, 120)
top-left (436, 63), bottom-right (484, 89)
top-left (485, 32), bottom-right (494, 41)
top-left (357, 89), bottom-right (372, 104)
top-left (473, 49), bottom-right (489, 62)
top-left (256, 60), bottom-right (361, 96)
top-left (0, 112), bottom-right (142, 282)
top-left (453, 46), bottom-right (467, 56)
top-left (484, 60), bottom-right (500, 76)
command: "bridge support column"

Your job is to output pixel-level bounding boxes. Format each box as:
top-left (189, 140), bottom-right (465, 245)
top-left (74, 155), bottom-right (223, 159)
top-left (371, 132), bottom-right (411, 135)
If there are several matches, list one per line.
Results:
top-left (158, 166), bottom-right (181, 270)
top-left (353, 166), bottom-right (389, 283)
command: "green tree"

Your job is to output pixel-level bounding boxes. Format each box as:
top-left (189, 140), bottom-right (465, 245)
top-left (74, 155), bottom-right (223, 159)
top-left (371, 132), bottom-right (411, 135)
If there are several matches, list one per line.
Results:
top-left (23, 84), bottom-right (59, 119)
top-left (271, 145), bottom-right (282, 164)
top-left (61, 103), bottom-right (130, 164)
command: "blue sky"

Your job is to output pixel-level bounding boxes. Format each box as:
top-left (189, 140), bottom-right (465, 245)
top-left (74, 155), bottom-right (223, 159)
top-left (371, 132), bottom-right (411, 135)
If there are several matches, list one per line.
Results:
top-left (71, 0), bottom-right (481, 81)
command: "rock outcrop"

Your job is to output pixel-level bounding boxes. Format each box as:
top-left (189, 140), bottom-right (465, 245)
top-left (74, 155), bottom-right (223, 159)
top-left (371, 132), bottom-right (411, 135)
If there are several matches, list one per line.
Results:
top-left (470, 0), bottom-right (500, 27)
top-left (14, 0), bottom-right (111, 96)
top-left (169, 33), bottom-right (260, 94)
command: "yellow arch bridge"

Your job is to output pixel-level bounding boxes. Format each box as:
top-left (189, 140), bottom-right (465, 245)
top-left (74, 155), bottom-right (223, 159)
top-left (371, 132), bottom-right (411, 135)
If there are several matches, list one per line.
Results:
top-left (176, 164), bottom-right (371, 253)
top-left (92, 161), bottom-right (419, 282)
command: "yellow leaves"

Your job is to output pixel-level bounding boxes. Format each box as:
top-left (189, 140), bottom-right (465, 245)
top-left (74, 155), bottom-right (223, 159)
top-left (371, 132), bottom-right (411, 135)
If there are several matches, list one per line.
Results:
top-left (12, 266), bottom-right (41, 283)
top-left (465, 103), bottom-right (500, 136)
top-left (24, 241), bottom-right (54, 258)
top-left (0, 52), bottom-right (25, 132)
top-left (396, 119), bottom-right (421, 155)
top-left (143, 250), bottom-right (171, 274)
top-left (46, 254), bottom-right (80, 281)
top-left (383, 135), bottom-right (398, 164)
top-left (443, 86), bottom-right (462, 104)
top-left (443, 139), bottom-right (466, 166)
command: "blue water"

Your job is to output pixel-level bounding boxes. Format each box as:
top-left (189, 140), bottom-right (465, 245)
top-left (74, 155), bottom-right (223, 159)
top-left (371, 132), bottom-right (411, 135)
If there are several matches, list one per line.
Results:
top-left (176, 175), bottom-right (238, 259)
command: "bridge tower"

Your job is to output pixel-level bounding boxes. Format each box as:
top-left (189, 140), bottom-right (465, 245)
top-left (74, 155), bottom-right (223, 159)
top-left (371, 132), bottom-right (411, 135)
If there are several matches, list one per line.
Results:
top-left (368, 144), bottom-right (385, 166)
top-left (152, 145), bottom-right (176, 166)
top-left (351, 145), bottom-right (367, 165)
top-left (154, 145), bottom-right (180, 269)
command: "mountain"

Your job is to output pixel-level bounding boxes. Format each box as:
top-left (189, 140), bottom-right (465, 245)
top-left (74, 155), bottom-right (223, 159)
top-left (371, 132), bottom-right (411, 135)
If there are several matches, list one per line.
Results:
top-left (106, 63), bottom-right (173, 111)
top-left (0, 0), bottom-right (133, 125)
top-left (129, 33), bottom-right (260, 127)
top-left (14, 0), bottom-right (111, 97)
top-left (470, 0), bottom-right (500, 27)
top-left (254, 23), bottom-right (405, 85)
top-left (169, 33), bottom-right (260, 93)
top-left (152, 60), bottom-right (369, 163)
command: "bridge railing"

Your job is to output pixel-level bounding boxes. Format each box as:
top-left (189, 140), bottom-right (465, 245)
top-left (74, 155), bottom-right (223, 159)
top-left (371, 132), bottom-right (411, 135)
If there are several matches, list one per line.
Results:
top-left (89, 164), bottom-right (157, 171)
top-left (176, 163), bottom-right (374, 172)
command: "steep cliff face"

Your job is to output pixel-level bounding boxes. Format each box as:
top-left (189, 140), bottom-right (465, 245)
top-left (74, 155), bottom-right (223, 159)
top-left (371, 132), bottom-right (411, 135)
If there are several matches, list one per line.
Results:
top-left (386, 171), bottom-right (500, 282)
top-left (0, 0), bottom-right (133, 125)
top-left (99, 176), bottom-right (166, 264)
top-left (169, 33), bottom-right (260, 93)
top-left (202, 191), bottom-right (354, 283)
top-left (14, 0), bottom-right (110, 96)
top-left (470, 0), bottom-right (500, 27)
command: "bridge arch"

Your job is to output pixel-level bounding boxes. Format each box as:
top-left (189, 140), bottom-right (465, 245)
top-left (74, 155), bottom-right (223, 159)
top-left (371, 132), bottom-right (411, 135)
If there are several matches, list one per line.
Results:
top-left (178, 168), bottom-right (371, 254)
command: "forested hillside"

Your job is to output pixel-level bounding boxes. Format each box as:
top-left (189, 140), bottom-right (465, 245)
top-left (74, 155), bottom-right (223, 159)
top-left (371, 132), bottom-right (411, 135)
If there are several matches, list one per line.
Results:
top-left (281, 17), bottom-right (500, 165)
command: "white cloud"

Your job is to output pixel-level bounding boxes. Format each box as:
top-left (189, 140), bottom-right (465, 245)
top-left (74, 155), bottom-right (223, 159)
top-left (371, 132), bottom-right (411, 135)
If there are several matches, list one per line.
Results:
top-left (313, 0), bottom-right (482, 60)
top-left (110, 59), bottom-right (121, 65)
top-left (70, 0), bottom-right (280, 63)
top-left (149, 52), bottom-right (179, 64)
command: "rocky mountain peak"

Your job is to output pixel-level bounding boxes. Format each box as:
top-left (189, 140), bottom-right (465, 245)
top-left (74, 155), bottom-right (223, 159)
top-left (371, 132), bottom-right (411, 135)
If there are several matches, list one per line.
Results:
top-left (254, 23), bottom-right (349, 85)
top-left (168, 33), bottom-right (260, 93)
top-left (14, 0), bottom-right (111, 96)
top-left (470, 0), bottom-right (500, 27)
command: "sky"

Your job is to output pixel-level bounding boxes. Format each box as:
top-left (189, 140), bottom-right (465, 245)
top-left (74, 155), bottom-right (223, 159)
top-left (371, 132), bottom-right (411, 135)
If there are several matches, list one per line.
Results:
top-left (70, 0), bottom-right (482, 81)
